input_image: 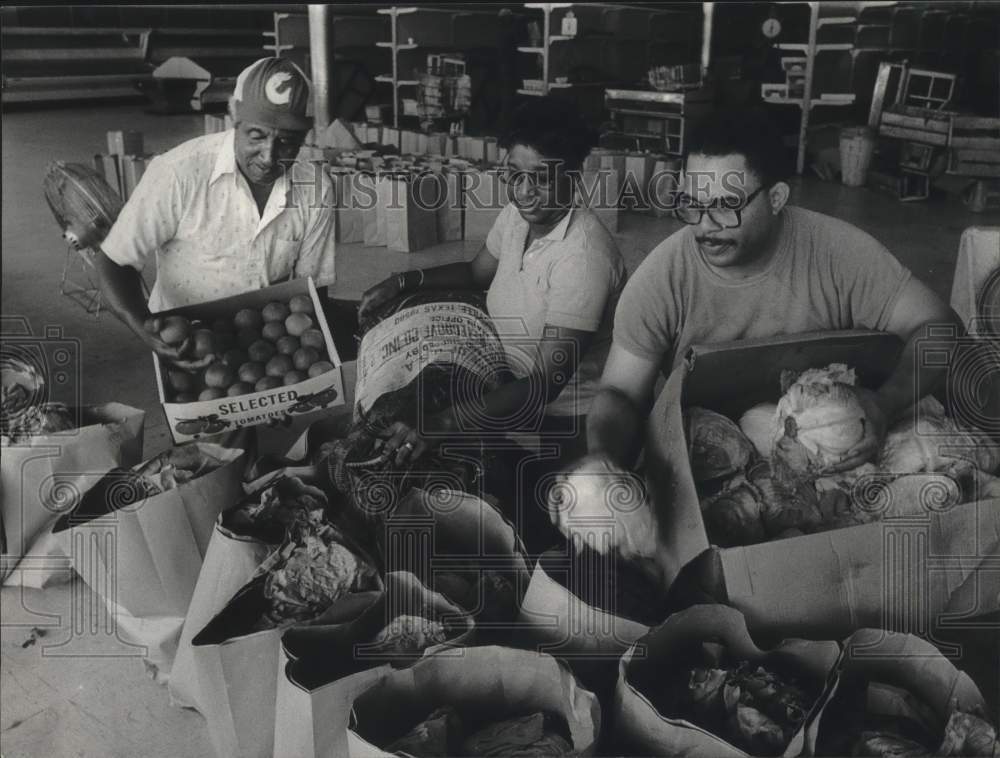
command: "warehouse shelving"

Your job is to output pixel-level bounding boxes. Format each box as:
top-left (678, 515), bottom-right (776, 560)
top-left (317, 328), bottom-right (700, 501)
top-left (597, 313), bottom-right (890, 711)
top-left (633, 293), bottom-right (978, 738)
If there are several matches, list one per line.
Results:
top-left (762, 2), bottom-right (857, 174)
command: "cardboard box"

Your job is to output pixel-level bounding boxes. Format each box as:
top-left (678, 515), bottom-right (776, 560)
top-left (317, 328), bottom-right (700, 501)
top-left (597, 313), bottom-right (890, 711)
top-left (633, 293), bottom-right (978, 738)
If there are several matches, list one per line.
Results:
top-left (462, 168), bottom-right (505, 240)
top-left (107, 129), bottom-right (143, 156)
top-left (645, 330), bottom-right (1000, 638)
top-left (359, 172), bottom-right (386, 247)
top-left (153, 278), bottom-right (345, 444)
top-left (435, 170), bottom-right (464, 242)
top-left (380, 127), bottom-right (400, 149)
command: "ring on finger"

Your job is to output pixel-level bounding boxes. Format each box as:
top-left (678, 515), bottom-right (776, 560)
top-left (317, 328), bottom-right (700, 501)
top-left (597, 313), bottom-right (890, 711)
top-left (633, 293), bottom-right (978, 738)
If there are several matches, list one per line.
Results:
top-left (402, 441), bottom-right (414, 451)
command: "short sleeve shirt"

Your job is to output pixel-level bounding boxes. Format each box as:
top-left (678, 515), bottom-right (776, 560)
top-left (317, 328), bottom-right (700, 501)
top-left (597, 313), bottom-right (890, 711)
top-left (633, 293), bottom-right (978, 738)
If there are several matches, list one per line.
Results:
top-left (613, 206), bottom-right (912, 374)
top-left (485, 203), bottom-right (626, 416)
top-left (102, 130), bottom-right (336, 313)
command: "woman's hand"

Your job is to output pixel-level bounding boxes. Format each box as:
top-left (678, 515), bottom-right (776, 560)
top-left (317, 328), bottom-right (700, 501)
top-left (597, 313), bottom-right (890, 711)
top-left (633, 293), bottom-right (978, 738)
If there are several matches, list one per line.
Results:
top-left (375, 420), bottom-right (433, 466)
top-left (358, 275), bottom-right (402, 324)
top-left (140, 316), bottom-right (214, 372)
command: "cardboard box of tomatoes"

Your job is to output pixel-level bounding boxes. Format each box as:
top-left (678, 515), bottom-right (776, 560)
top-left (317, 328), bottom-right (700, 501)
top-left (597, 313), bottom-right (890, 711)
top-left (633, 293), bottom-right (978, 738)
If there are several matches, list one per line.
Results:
top-left (151, 278), bottom-right (345, 443)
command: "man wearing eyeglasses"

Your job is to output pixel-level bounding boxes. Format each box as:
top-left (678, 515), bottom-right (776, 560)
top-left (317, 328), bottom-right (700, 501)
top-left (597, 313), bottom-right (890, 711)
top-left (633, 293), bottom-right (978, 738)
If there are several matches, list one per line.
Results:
top-left (587, 109), bottom-right (960, 470)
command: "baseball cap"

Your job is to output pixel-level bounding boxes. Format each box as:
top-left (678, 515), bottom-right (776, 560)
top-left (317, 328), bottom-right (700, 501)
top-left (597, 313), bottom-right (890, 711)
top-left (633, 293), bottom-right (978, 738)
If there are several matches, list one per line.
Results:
top-left (233, 57), bottom-right (312, 132)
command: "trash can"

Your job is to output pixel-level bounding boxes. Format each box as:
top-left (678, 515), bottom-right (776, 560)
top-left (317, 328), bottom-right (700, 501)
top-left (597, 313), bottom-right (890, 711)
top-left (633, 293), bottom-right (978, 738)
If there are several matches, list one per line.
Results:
top-left (839, 126), bottom-right (875, 187)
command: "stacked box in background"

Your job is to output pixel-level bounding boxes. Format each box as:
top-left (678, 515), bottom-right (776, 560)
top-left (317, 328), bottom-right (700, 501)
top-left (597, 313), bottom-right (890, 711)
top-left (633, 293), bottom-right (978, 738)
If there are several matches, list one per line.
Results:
top-left (94, 130), bottom-right (153, 201)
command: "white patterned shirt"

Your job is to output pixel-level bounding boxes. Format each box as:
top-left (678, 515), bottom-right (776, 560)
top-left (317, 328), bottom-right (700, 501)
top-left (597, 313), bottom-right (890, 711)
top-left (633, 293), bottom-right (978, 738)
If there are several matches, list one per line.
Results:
top-left (102, 130), bottom-right (336, 312)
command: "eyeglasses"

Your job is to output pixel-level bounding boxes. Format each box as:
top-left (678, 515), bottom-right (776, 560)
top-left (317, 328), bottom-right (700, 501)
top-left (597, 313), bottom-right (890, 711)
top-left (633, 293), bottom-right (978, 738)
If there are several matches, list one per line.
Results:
top-left (674, 185), bottom-right (767, 229)
top-left (498, 165), bottom-right (555, 192)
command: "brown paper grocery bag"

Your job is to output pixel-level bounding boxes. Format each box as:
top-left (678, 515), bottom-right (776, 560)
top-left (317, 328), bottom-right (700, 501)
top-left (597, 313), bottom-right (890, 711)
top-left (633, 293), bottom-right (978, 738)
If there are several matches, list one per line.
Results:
top-left (168, 519), bottom-right (274, 711)
top-left (1, 402), bottom-right (145, 585)
top-left (274, 570), bottom-right (474, 758)
top-left (613, 604), bottom-right (842, 758)
top-left (463, 169), bottom-right (505, 240)
top-left (55, 442), bottom-right (245, 679)
top-left (359, 173), bottom-right (385, 247)
top-left (813, 628), bottom-right (991, 756)
top-left (191, 536), bottom-right (383, 758)
top-left (517, 545), bottom-right (656, 662)
top-left (381, 173), bottom-right (439, 253)
top-left (349, 645), bottom-right (602, 756)
top-left (330, 169), bottom-right (365, 244)
top-left (435, 170), bottom-right (464, 242)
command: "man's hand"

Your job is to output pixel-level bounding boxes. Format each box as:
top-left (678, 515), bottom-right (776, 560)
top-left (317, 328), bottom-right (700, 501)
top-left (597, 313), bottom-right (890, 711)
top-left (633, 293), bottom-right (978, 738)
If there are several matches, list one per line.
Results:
top-left (140, 316), bottom-right (214, 372)
top-left (358, 275), bottom-right (402, 325)
top-left (826, 386), bottom-right (889, 472)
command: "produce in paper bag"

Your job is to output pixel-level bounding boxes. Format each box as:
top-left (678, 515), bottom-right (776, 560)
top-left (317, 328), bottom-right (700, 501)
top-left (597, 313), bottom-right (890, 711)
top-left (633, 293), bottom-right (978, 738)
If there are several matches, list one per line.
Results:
top-left (225, 474), bottom-right (328, 544)
top-left (685, 407), bottom-right (756, 481)
top-left (739, 402), bottom-right (778, 459)
top-left (772, 363), bottom-right (877, 478)
top-left (369, 613), bottom-right (448, 655)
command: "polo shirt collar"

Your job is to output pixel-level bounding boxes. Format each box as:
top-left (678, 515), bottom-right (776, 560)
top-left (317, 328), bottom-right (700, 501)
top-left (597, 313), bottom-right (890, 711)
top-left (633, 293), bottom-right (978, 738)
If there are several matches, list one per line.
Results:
top-left (545, 207), bottom-right (574, 241)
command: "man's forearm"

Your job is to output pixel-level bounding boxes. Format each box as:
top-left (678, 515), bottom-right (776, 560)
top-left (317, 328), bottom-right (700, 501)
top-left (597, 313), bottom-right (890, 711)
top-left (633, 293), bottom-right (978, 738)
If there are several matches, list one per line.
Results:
top-left (587, 387), bottom-right (644, 467)
top-left (431, 374), bottom-right (555, 436)
top-left (878, 314), bottom-right (965, 421)
top-left (92, 248), bottom-right (151, 336)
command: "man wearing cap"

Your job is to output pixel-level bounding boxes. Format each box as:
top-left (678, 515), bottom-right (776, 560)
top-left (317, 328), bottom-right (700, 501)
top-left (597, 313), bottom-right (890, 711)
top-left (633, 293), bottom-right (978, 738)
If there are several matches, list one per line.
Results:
top-left (94, 57), bottom-right (336, 368)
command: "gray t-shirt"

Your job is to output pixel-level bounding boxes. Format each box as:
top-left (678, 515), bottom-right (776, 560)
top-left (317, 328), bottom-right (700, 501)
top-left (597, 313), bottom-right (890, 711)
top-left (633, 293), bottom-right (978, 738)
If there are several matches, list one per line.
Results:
top-left (614, 206), bottom-right (912, 373)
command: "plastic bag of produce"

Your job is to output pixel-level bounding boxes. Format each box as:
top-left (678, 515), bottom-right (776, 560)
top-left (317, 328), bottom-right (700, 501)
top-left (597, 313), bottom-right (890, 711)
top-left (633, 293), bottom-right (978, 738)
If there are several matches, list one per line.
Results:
top-left (274, 570), bottom-right (473, 758)
top-left (349, 646), bottom-right (601, 757)
top-left (52, 441), bottom-right (245, 681)
top-left (1, 402), bottom-right (145, 585)
top-left (815, 628), bottom-right (997, 757)
top-left (613, 604), bottom-right (841, 758)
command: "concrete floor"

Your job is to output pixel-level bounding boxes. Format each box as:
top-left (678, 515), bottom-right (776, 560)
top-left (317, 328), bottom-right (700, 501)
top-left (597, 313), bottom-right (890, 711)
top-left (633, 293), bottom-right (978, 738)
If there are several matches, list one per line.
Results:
top-left (3, 103), bottom-right (999, 758)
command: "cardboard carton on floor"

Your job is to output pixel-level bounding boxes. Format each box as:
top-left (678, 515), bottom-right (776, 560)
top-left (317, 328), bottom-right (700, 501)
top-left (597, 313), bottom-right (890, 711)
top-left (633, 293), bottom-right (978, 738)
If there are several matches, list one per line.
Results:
top-left (328, 169), bottom-right (365, 244)
top-left (153, 278), bottom-right (345, 444)
top-left (645, 330), bottom-right (1000, 638)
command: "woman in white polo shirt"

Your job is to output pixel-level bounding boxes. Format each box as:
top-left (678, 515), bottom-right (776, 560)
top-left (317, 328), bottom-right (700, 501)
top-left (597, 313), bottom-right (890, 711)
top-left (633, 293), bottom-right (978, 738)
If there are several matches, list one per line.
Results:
top-left (359, 97), bottom-right (626, 467)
